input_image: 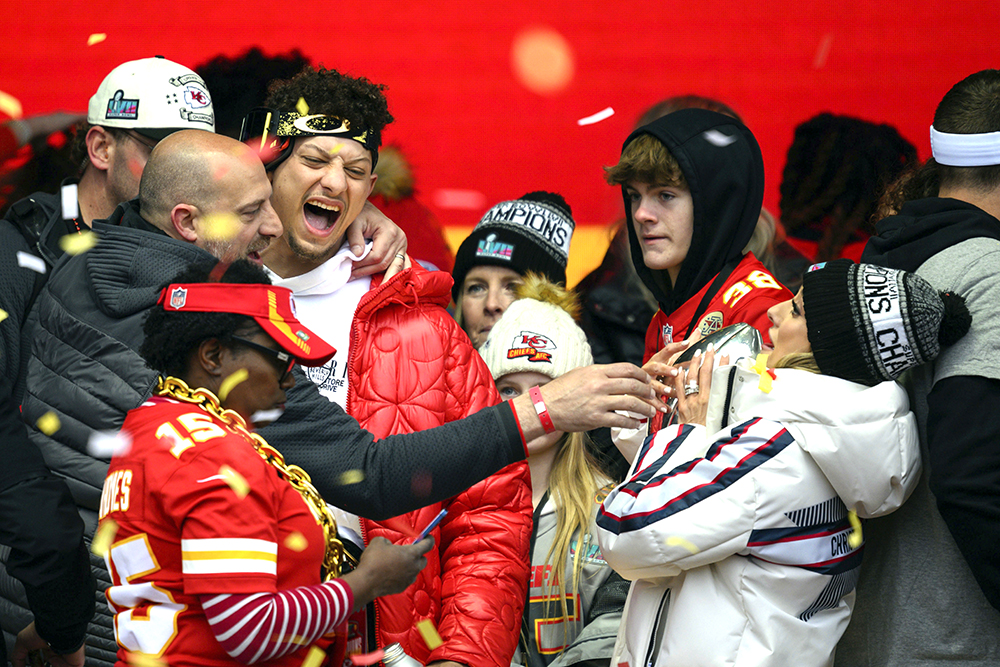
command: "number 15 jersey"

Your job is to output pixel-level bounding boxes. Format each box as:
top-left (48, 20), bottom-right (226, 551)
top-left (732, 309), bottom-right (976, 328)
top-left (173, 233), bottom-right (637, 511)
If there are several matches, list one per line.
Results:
top-left (99, 396), bottom-right (328, 667)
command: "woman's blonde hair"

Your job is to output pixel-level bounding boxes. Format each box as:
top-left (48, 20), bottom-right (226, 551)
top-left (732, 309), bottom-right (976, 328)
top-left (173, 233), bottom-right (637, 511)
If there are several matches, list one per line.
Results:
top-left (485, 273), bottom-right (603, 634)
top-left (771, 351), bottom-right (821, 374)
top-left (541, 431), bottom-right (604, 634)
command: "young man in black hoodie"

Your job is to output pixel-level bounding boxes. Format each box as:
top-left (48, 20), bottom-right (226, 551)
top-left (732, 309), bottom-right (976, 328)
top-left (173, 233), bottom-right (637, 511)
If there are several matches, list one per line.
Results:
top-left (604, 109), bottom-right (789, 403)
top-left (836, 69), bottom-right (1000, 666)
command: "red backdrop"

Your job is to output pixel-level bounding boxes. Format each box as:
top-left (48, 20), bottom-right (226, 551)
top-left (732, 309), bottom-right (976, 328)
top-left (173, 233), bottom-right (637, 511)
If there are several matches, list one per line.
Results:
top-left (2, 0), bottom-right (998, 276)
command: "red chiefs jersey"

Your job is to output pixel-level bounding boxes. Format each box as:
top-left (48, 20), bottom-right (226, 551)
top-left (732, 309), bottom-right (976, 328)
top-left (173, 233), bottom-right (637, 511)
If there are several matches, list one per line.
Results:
top-left (644, 254), bottom-right (791, 362)
top-left (99, 396), bottom-right (327, 667)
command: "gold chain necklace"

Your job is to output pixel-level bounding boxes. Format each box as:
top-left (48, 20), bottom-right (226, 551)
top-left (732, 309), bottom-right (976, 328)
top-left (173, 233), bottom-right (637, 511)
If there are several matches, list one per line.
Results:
top-left (156, 376), bottom-right (350, 579)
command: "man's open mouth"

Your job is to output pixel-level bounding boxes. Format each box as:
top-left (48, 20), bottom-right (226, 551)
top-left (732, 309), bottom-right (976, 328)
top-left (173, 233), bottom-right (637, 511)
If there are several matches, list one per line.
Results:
top-left (303, 199), bottom-right (343, 234)
top-left (245, 239), bottom-right (270, 263)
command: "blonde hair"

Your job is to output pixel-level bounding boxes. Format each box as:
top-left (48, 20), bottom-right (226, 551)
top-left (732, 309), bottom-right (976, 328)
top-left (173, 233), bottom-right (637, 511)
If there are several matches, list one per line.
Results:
top-left (484, 273), bottom-right (601, 635)
top-left (541, 431), bottom-right (603, 634)
top-left (772, 351), bottom-right (821, 374)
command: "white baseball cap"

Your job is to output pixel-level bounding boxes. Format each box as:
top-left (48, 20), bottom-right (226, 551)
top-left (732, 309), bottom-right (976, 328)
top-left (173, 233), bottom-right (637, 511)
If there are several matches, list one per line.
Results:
top-left (87, 56), bottom-right (215, 140)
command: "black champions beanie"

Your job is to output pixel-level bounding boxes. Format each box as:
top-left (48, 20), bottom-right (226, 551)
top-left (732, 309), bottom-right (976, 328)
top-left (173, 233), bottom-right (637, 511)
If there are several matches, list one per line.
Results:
top-left (451, 191), bottom-right (576, 302)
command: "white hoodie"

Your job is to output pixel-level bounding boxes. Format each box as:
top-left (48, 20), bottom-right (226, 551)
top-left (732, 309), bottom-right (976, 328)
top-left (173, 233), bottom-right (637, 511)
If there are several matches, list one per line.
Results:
top-left (596, 363), bottom-right (920, 667)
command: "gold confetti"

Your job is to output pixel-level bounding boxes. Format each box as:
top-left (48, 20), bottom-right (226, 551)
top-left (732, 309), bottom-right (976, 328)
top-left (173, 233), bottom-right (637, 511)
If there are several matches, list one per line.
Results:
top-left (87, 33), bottom-right (107, 46)
top-left (219, 368), bottom-right (249, 401)
top-left (300, 646), bottom-right (326, 667)
top-left (665, 536), bottom-right (700, 554)
top-left (219, 465), bottom-right (249, 499)
top-left (296, 97), bottom-right (310, 116)
top-left (848, 510), bottom-right (863, 548)
top-left (0, 90), bottom-right (23, 119)
top-left (757, 372), bottom-right (773, 394)
top-left (59, 231), bottom-right (98, 256)
top-left (328, 144), bottom-right (342, 155)
top-left (36, 411), bottom-right (61, 436)
top-left (124, 652), bottom-right (166, 667)
top-left (284, 532), bottom-right (308, 552)
top-left (338, 469), bottom-right (365, 485)
top-left (92, 520), bottom-right (118, 557)
top-left (199, 212), bottom-right (241, 242)
top-left (753, 353), bottom-right (768, 375)
top-left (0, 309), bottom-right (7, 324)
top-left (415, 618), bottom-right (443, 650)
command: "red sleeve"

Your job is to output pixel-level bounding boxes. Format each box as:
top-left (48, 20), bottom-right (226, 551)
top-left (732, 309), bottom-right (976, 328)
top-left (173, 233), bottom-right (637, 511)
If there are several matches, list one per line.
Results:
top-left (200, 580), bottom-right (353, 664)
top-left (157, 424), bottom-right (281, 596)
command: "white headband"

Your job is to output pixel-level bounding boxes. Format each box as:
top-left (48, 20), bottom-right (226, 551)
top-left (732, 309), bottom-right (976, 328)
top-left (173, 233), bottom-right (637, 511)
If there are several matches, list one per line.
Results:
top-left (930, 125), bottom-right (1000, 167)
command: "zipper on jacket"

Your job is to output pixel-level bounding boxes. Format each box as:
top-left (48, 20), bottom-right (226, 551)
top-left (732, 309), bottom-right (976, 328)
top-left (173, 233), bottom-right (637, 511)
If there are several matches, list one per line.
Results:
top-left (719, 366), bottom-right (739, 429)
top-left (345, 268), bottom-right (413, 419)
top-left (349, 268), bottom-right (417, 658)
top-left (643, 589), bottom-right (671, 667)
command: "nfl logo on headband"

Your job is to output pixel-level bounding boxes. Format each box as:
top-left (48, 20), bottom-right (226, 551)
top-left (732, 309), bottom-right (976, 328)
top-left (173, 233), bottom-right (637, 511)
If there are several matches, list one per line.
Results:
top-left (169, 287), bottom-right (187, 309)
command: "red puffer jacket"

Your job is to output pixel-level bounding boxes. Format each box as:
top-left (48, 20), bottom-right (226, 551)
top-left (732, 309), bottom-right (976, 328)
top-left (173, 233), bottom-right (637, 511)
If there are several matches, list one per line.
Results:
top-left (348, 265), bottom-right (532, 667)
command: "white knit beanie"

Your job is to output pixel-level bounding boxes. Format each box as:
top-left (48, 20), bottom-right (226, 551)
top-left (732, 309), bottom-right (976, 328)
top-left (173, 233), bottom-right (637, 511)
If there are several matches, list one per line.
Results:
top-left (480, 274), bottom-right (593, 381)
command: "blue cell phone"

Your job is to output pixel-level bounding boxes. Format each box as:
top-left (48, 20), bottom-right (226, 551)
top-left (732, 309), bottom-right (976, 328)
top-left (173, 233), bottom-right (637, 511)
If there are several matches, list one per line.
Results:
top-left (412, 509), bottom-right (447, 543)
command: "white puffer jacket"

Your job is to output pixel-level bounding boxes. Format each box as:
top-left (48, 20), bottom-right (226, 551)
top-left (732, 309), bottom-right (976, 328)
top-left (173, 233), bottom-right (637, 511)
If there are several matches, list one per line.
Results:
top-left (596, 363), bottom-right (920, 667)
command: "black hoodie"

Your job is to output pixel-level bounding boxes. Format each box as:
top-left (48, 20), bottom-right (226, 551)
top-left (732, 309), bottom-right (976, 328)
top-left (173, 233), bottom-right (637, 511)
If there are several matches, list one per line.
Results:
top-left (861, 196), bottom-right (1000, 270)
top-left (622, 108), bottom-right (765, 317)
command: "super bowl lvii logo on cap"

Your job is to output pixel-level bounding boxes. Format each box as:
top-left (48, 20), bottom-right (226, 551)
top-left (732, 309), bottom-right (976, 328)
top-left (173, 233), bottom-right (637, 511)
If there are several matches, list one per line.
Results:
top-left (106, 90), bottom-right (139, 120)
top-left (476, 233), bottom-right (514, 261)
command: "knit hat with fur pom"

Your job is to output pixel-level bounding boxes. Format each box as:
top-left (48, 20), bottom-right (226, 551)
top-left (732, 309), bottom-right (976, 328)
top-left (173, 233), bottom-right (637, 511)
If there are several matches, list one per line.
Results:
top-left (479, 273), bottom-right (593, 381)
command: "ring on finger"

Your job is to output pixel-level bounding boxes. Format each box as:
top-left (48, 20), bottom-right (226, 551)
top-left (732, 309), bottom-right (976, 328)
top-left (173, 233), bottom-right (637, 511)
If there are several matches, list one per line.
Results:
top-left (684, 382), bottom-right (700, 396)
top-left (394, 252), bottom-right (405, 260)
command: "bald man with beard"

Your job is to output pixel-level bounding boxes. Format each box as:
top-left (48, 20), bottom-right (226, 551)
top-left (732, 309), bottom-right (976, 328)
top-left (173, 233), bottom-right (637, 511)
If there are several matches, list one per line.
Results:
top-left (16, 129), bottom-right (663, 666)
top-left (133, 130), bottom-right (283, 262)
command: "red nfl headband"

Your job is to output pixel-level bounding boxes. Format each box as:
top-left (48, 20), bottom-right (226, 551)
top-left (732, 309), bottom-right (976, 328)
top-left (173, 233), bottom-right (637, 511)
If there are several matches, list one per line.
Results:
top-left (157, 283), bottom-right (335, 366)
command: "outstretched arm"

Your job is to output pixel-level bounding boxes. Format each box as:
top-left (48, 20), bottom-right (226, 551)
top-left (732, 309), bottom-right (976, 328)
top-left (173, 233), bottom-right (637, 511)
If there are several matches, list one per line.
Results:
top-left (268, 363), bottom-right (661, 521)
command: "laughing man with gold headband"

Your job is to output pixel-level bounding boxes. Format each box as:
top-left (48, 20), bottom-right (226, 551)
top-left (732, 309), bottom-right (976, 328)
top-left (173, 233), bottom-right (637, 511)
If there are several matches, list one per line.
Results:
top-left (242, 66), bottom-right (533, 667)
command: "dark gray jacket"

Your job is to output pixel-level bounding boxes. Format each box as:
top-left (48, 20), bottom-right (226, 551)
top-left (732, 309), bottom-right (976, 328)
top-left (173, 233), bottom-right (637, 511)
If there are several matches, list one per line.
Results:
top-left (0, 188), bottom-right (94, 663)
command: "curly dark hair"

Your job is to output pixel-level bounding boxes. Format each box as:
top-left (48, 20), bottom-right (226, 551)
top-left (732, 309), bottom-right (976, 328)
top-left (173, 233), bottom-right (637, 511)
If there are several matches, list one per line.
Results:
top-left (779, 113), bottom-right (917, 261)
top-left (264, 66), bottom-right (393, 151)
top-left (140, 260), bottom-right (271, 377)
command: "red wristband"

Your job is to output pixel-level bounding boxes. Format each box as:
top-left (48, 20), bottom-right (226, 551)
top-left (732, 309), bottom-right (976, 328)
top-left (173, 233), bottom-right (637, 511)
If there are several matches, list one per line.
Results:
top-left (529, 385), bottom-right (556, 434)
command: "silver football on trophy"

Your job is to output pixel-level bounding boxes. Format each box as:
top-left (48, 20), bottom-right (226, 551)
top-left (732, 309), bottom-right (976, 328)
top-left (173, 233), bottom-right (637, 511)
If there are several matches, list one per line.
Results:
top-left (674, 322), bottom-right (762, 366)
